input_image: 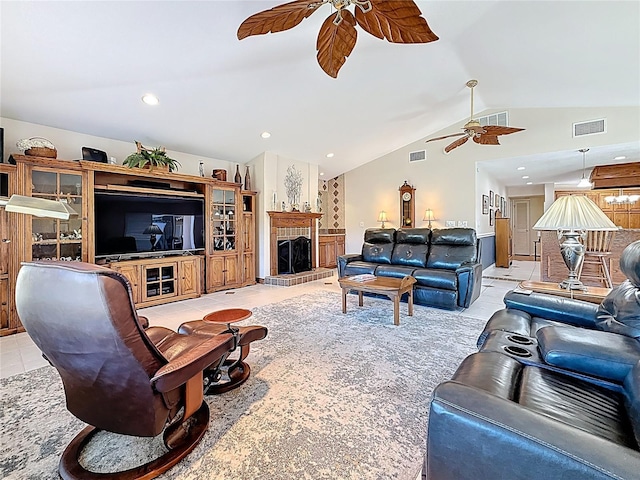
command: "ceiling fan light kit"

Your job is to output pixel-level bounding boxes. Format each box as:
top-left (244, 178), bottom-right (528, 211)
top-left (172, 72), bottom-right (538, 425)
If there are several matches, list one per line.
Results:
top-left (237, 0), bottom-right (439, 78)
top-left (425, 79), bottom-right (525, 153)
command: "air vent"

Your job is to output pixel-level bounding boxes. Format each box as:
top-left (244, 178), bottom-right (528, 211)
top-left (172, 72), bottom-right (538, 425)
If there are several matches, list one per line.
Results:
top-left (573, 118), bottom-right (606, 137)
top-left (409, 150), bottom-right (426, 162)
top-left (478, 111), bottom-right (508, 127)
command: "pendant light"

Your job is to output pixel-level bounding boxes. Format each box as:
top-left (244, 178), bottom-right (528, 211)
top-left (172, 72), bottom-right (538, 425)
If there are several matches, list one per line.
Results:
top-left (577, 148), bottom-right (592, 188)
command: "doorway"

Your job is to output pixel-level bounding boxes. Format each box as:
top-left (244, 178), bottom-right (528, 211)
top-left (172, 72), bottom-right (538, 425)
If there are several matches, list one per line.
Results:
top-left (512, 199), bottom-right (531, 256)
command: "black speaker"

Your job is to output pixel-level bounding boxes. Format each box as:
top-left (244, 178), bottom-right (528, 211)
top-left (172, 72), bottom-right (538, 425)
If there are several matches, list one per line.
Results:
top-left (82, 147), bottom-right (108, 163)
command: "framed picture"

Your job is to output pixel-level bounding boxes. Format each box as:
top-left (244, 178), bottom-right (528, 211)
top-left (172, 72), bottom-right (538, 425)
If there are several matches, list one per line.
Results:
top-left (489, 190), bottom-right (494, 207)
top-left (495, 193), bottom-right (500, 208)
top-left (482, 195), bottom-right (489, 214)
top-left (489, 208), bottom-right (495, 226)
top-left (500, 196), bottom-right (506, 214)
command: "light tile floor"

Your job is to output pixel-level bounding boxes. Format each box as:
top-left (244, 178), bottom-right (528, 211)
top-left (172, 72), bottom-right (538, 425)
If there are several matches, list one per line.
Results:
top-left (0, 261), bottom-right (539, 380)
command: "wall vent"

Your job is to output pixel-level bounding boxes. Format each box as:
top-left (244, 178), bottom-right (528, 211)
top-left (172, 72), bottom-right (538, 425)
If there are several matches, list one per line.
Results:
top-left (478, 111), bottom-right (508, 127)
top-left (573, 118), bottom-right (606, 137)
top-left (409, 150), bottom-right (426, 162)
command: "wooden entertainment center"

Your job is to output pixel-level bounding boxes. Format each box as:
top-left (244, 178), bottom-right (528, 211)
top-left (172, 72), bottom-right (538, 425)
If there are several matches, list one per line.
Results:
top-left (0, 155), bottom-right (257, 336)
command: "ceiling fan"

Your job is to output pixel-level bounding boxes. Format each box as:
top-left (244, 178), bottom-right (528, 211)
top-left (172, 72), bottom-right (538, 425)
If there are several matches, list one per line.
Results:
top-left (426, 80), bottom-right (525, 154)
top-left (237, 0), bottom-right (438, 78)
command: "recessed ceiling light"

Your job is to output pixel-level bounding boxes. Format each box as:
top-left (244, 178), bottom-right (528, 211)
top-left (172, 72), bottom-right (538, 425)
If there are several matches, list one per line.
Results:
top-left (522, 175), bottom-right (529, 179)
top-left (326, 153), bottom-right (334, 158)
top-left (141, 93), bottom-right (159, 106)
top-left (517, 166), bottom-right (525, 170)
top-left (614, 156), bottom-right (626, 160)
top-left (526, 182), bottom-right (533, 185)
top-left (320, 172), bottom-right (324, 176)
top-left (261, 131), bottom-right (271, 139)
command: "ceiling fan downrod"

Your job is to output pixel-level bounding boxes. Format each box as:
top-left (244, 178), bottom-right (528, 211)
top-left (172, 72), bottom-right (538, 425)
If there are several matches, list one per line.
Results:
top-left (466, 79), bottom-right (478, 122)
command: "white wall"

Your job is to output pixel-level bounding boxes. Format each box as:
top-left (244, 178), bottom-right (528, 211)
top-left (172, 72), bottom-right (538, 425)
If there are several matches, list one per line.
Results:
top-left (1, 117), bottom-right (236, 177)
top-left (343, 106), bottom-right (639, 253)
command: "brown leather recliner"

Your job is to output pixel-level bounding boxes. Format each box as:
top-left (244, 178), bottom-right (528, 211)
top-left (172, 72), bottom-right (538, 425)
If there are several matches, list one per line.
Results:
top-left (15, 261), bottom-right (237, 480)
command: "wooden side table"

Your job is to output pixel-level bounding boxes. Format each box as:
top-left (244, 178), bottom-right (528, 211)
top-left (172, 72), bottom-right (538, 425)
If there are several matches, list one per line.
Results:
top-left (518, 280), bottom-right (610, 304)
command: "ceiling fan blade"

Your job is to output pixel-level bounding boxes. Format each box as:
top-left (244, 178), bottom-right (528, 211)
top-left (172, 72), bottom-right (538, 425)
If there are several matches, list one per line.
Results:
top-left (237, 0), bottom-right (324, 40)
top-left (354, 0), bottom-right (439, 43)
top-left (425, 132), bottom-right (466, 143)
top-left (481, 126), bottom-right (525, 136)
top-left (316, 10), bottom-right (358, 78)
top-left (474, 134), bottom-right (500, 145)
top-left (444, 135), bottom-right (469, 153)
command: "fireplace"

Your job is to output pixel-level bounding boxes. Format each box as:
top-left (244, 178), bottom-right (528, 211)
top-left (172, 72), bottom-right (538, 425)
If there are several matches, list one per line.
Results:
top-left (267, 211), bottom-right (322, 276)
top-left (278, 236), bottom-right (312, 274)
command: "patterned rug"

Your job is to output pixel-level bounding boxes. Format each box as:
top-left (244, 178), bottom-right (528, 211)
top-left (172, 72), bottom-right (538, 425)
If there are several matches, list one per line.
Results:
top-left (0, 290), bottom-right (488, 480)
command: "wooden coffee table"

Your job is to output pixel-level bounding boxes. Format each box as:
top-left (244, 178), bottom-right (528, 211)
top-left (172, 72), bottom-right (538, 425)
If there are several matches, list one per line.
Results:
top-left (518, 280), bottom-right (610, 304)
top-left (338, 275), bottom-right (417, 325)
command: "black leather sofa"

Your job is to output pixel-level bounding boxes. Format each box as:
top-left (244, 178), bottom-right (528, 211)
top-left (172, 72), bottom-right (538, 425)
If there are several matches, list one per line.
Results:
top-left (426, 240), bottom-right (640, 479)
top-left (337, 227), bottom-right (482, 310)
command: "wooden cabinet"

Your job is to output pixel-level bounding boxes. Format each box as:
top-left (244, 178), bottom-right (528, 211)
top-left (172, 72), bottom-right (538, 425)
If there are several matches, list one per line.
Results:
top-left (241, 192), bottom-right (256, 286)
top-left (318, 234), bottom-right (345, 268)
top-left (208, 254), bottom-right (238, 290)
top-left (2, 155), bottom-right (258, 333)
top-left (110, 256), bottom-right (201, 308)
top-left (207, 185), bottom-right (241, 291)
top-left (111, 262), bottom-right (141, 304)
top-left (555, 188), bottom-right (640, 229)
top-left (26, 165), bottom-right (88, 262)
top-left (1, 164), bottom-right (21, 336)
top-left (495, 217), bottom-right (512, 268)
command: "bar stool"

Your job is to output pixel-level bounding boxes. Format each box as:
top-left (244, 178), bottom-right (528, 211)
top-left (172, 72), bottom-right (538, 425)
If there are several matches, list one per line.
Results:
top-left (577, 230), bottom-right (616, 288)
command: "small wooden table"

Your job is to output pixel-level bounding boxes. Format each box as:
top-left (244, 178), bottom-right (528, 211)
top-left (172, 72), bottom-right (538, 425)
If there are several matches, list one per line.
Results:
top-left (204, 308), bottom-right (252, 328)
top-left (338, 275), bottom-right (417, 325)
top-left (518, 280), bottom-right (611, 304)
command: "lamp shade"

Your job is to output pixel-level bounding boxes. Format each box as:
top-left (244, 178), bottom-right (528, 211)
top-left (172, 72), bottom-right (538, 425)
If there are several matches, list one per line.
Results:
top-left (143, 224), bottom-right (164, 235)
top-left (4, 194), bottom-right (70, 220)
top-left (423, 209), bottom-right (435, 221)
top-left (533, 195), bottom-right (617, 231)
top-left (378, 211), bottom-right (388, 223)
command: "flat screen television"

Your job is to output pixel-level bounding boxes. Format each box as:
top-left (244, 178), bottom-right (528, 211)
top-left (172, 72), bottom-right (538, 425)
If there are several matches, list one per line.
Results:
top-left (95, 192), bottom-right (205, 259)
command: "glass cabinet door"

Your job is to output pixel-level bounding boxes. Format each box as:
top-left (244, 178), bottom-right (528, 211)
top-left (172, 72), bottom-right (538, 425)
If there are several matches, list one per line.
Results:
top-left (31, 169), bottom-right (83, 261)
top-left (211, 188), bottom-right (236, 252)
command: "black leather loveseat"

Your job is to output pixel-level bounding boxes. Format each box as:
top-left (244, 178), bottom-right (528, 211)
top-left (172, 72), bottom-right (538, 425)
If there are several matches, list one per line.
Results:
top-left (426, 240), bottom-right (640, 479)
top-left (337, 227), bottom-right (482, 310)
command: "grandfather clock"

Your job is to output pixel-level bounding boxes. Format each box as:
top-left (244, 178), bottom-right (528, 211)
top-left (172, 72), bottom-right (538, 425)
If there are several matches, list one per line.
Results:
top-left (399, 181), bottom-right (415, 228)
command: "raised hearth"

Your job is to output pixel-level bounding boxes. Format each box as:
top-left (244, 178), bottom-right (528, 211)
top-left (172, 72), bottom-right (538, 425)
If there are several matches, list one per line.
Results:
top-left (263, 267), bottom-right (334, 286)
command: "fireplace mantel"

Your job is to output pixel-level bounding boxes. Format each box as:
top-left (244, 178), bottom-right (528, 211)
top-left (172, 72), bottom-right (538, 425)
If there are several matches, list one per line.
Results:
top-left (267, 211), bottom-right (322, 276)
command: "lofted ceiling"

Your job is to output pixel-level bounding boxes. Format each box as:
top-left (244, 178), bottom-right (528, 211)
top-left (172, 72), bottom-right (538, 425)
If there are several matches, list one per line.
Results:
top-left (1, 1), bottom-right (639, 184)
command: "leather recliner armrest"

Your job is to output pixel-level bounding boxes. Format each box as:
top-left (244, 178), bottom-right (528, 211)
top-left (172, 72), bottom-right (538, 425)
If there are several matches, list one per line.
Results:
top-left (337, 253), bottom-right (362, 278)
top-left (151, 333), bottom-right (234, 392)
top-left (503, 290), bottom-right (599, 329)
top-left (456, 261), bottom-right (483, 308)
top-left (428, 381), bottom-right (640, 480)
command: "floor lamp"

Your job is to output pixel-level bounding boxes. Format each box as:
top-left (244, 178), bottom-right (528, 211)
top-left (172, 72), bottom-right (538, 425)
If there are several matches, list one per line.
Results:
top-left (533, 195), bottom-right (617, 290)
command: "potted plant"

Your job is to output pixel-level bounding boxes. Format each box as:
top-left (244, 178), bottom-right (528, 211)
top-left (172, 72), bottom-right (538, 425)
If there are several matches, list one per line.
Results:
top-left (123, 141), bottom-right (181, 172)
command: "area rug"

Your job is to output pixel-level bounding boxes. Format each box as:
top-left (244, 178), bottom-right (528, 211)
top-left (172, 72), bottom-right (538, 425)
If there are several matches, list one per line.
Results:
top-left (0, 290), bottom-right (488, 479)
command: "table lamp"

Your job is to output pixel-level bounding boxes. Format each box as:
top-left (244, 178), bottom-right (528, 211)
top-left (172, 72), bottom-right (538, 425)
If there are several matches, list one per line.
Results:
top-left (533, 195), bottom-right (617, 290)
top-left (378, 211), bottom-right (388, 228)
top-left (423, 208), bottom-right (436, 228)
top-left (143, 224), bottom-right (163, 250)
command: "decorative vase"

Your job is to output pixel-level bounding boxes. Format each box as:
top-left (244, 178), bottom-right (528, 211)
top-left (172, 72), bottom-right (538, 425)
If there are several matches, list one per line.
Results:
top-left (234, 165), bottom-right (242, 184)
top-left (244, 166), bottom-right (251, 191)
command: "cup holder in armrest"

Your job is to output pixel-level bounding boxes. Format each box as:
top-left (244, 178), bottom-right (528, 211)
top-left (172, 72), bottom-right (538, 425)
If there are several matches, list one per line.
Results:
top-left (503, 345), bottom-right (533, 358)
top-left (506, 334), bottom-right (535, 346)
